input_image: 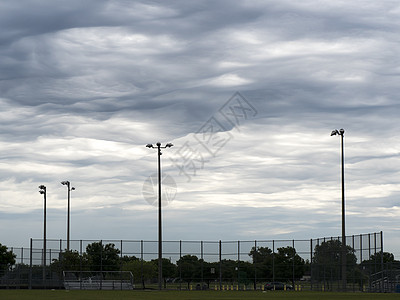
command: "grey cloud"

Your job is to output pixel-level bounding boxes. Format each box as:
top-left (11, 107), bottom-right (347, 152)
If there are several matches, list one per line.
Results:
top-left (0, 0), bottom-right (399, 258)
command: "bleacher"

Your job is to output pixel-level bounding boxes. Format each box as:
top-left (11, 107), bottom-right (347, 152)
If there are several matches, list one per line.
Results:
top-left (63, 271), bottom-right (134, 290)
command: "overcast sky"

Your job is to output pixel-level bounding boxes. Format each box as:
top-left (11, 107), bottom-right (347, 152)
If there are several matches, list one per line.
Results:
top-left (0, 0), bottom-right (399, 259)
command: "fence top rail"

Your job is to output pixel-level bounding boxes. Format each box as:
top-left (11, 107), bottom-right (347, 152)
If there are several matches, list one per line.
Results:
top-left (31, 237), bottom-right (372, 243)
top-left (28, 231), bottom-right (383, 247)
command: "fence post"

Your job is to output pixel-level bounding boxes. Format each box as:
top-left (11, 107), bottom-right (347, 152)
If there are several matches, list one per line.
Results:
top-left (120, 240), bottom-right (123, 291)
top-left (360, 234), bottom-right (363, 292)
top-left (201, 241), bottom-right (204, 286)
top-left (219, 240), bottom-right (222, 290)
top-left (380, 232), bottom-right (384, 292)
top-left (141, 240), bottom-right (144, 289)
top-left (272, 239), bottom-right (275, 282)
top-left (100, 240), bottom-right (103, 290)
top-left (292, 239), bottom-right (295, 287)
top-left (179, 240), bottom-right (182, 290)
top-left (253, 240), bottom-right (257, 290)
top-left (80, 240), bottom-right (83, 290)
top-left (237, 241), bottom-right (240, 289)
top-left (29, 238), bottom-right (32, 289)
top-left (310, 238), bottom-right (313, 291)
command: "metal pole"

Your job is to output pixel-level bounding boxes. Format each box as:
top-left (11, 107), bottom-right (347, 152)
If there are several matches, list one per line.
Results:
top-left (331, 129), bottom-right (346, 291)
top-left (157, 143), bottom-right (162, 290)
top-left (341, 132), bottom-right (346, 291)
top-left (39, 185), bottom-right (47, 284)
top-left (43, 189), bottom-right (47, 283)
top-left (62, 181), bottom-right (74, 251)
top-left (67, 183), bottom-right (70, 251)
top-left (219, 240), bottom-right (222, 290)
top-left (146, 142), bottom-right (173, 290)
top-left (29, 238), bottom-right (32, 289)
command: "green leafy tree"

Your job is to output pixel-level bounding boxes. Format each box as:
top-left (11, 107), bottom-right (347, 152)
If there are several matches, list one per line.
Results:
top-left (274, 246), bottom-right (305, 284)
top-left (236, 260), bottom-right (253, 286)
top-left (368, 251), bottom-right (396, 263)
top-left (202, 261), bottom-right (219, 287)
top-left (220, 259), bottom-right (239, 283)
top-left (248, 246), bottom-right (273, 282)
top-left (50, 249), bottom-right (88, 274)
top-left (313, 240), bottom-right (357, 284)
top-left (177, 255), bottom-right (201, 289)
top-left (0, 243), bottom-right (16, 271)
top-left (122, 258), bottom-right (156, 288)
top-left (150, 258), bottom-right (177, 288)
top-left (86, 242), bottom-right (120, 272)
top-left (361, 251), bottom-right (398, 274)
top-left (120, 255), bottom-right (139, 264)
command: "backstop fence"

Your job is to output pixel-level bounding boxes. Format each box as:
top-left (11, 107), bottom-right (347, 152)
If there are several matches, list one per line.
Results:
top-left (1, 231), bottom-right (398, 292)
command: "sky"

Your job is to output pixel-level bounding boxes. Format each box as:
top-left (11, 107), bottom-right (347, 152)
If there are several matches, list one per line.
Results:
top-left (0, 0), bottom-right (399, 259)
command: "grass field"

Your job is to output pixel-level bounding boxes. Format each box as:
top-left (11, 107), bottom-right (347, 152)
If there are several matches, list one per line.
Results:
top-left (0, 290), bottom-right (399, 300)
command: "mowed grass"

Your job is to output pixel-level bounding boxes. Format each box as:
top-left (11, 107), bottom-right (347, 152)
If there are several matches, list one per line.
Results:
top-left (1, 290), bottom-right (400, 300)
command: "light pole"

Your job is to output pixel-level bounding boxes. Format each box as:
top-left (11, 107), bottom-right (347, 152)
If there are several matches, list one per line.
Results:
top-left (146, 142), bottom-right (173, 290)
top-left (61, 181), bottom-right (75, 251)
top-left (331, 128), bottom-right (346, 291)
top-left (38, 185), bottom-right (46, 281)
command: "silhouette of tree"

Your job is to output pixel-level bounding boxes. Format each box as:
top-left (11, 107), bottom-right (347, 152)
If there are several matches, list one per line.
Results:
top-left (0, 243), bottom-right (16, 271)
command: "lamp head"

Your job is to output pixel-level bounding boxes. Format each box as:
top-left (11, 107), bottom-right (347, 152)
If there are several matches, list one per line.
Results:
top-left (156, 142), bottom-right (161, 147)
top-left (71, 187), bottom-right (75, 191)
top-left (339, 128), bottom-right (345, 135)
top-left (331, 130), bottom-right (339, 136)
top-left (165, 143), bottom-right (173, 148)
top-left (146, 144), bottom-right (154, 148)
top-left (38, 185), bottom-right (46, 190)
top-left (39, 190), bottom-right (45, 194)
top-left (61, 181), bottom-right (69, 186)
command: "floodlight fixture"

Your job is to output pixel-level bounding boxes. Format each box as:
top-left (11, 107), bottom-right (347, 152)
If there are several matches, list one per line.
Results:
top-left (331, 128), bottom-right (344, 136)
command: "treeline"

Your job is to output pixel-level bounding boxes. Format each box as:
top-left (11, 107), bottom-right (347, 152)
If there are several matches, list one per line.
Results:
top-left (1, 240), bottom-right (398, 289)
top-left (49, 242), bottom-right (308, 288)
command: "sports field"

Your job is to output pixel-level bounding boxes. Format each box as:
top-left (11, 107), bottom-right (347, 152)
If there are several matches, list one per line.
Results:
top-left (0, 290), bottom-right (399, 300)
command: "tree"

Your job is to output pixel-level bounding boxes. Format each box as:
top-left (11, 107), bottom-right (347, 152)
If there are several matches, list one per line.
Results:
top-left (50, 249), bottom-right (88, 274)
top-left (248, 246), bottom-right (273, 282)
top-left (150, 258), bottom-right (177, 288)
top-left (361, 251), bottom-right (398, 274)
top-left (177, 255), bottom-right (201, 289)
top-left (220, 259), bottom-right (238, 283)
top-left (120, 255), bottom-right (139, 264)
top-left (202, 261), bottom-right (219, 287)
top-left (0, 243), bottom-right (16, 272)
top-left (274, 246), bottom-right (305, 284)
top-left (86, 242), bottom-right (120, 272)
top-left (313, 239), bottom-right (357, 284)
top-left (0, 244), bottom-right (17, 271)
top-left (121, 258), bottom-right (157, 288)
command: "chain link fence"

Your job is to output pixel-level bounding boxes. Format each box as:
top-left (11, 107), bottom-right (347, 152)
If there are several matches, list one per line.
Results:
top-left (2, 231), bottom-right (396, 292)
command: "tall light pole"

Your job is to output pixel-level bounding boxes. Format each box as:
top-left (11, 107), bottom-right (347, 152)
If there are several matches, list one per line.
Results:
top-left (146, 142), bottom-right (173, 290)
top-left (38, 185), bottom-right (46, 281)
top-left (331, 128), bottom-right (346, 291)
top-left (61, 181), bottom-right (75, 251)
